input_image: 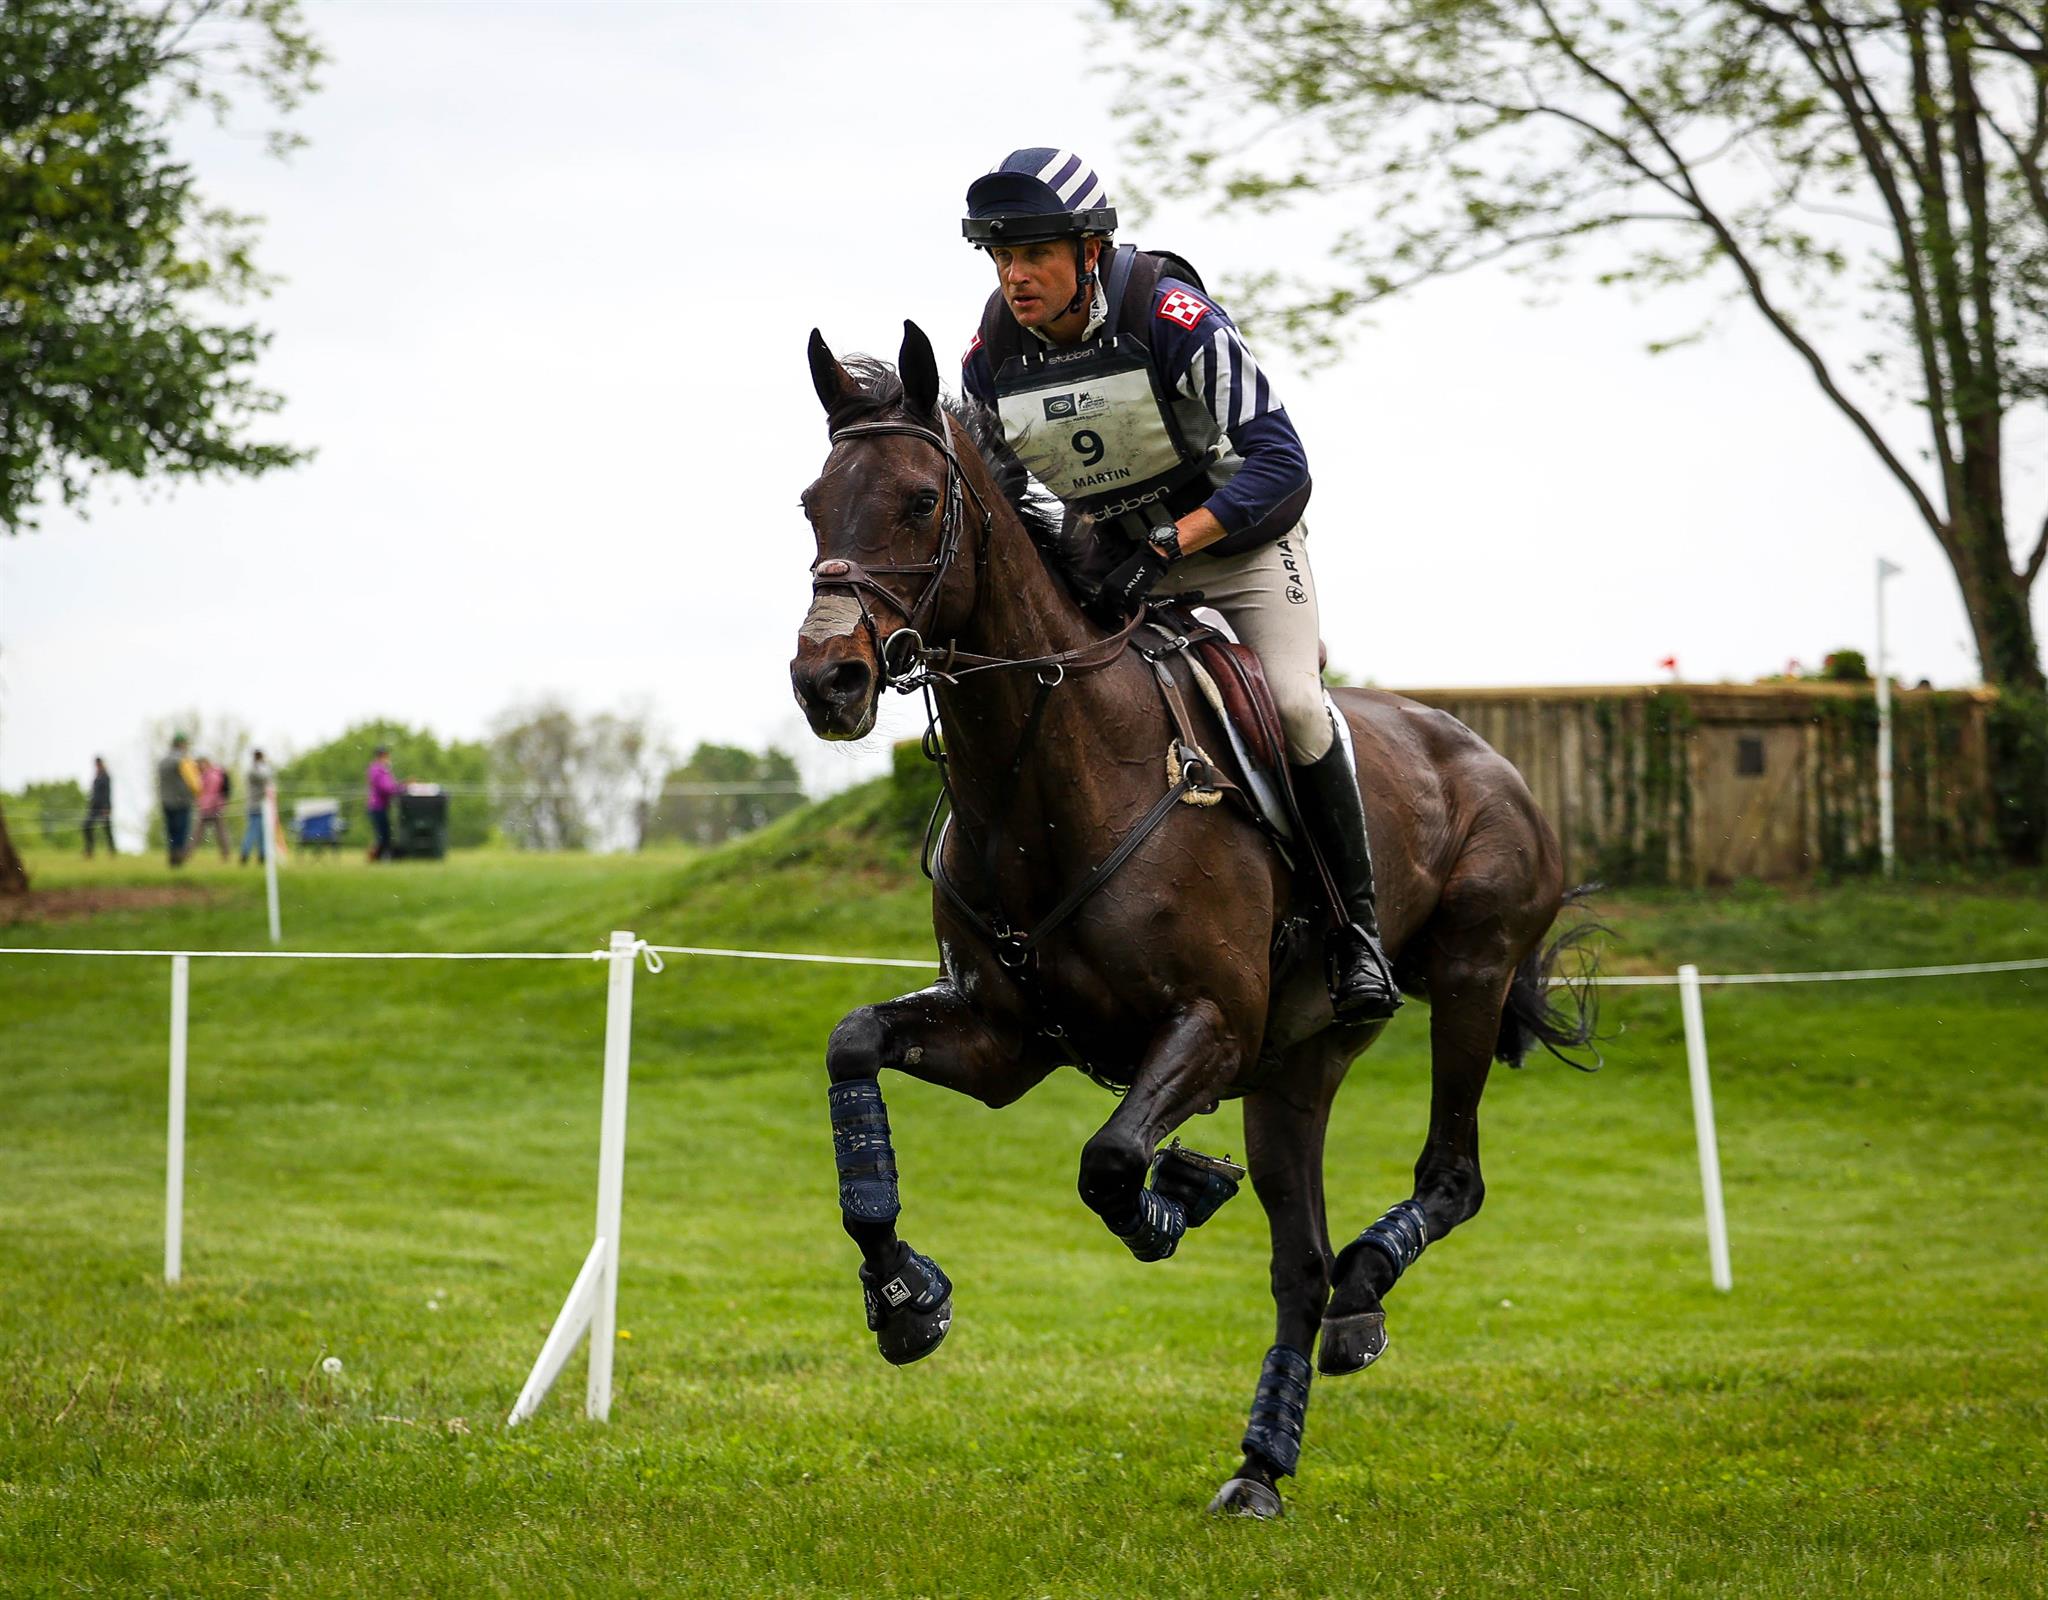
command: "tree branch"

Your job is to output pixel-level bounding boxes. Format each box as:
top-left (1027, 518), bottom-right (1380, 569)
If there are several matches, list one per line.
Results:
top-left (1527, 0), bottom-right (1950, 539)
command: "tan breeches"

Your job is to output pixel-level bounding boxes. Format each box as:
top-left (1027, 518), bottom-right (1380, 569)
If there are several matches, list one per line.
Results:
top-left (1153, 524), bottom-right (1334, 764)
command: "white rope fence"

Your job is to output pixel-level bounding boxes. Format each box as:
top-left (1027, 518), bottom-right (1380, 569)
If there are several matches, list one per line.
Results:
top-left (1, 935), bottom-right (2039, 1416)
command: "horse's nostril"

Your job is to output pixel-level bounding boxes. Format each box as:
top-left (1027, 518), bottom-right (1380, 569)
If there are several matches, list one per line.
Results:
top-left (822, 660), bottom-right (873, 704)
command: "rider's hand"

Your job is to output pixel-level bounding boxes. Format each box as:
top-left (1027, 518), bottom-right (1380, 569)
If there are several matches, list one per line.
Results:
top-left (1086, 543), bottom-right (1172, 629)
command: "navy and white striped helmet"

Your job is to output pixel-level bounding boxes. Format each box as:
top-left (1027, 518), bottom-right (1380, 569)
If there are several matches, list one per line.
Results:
top-left (962, 148), bottom-right (1117, 246)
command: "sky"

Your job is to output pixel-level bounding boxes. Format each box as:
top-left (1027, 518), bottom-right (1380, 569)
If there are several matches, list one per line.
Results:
top-left (3, 0), bottom-right (2042, 843)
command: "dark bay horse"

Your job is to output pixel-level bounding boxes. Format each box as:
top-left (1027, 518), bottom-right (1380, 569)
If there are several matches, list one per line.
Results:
top-left (790, 322), bottom-right (1595, 1518)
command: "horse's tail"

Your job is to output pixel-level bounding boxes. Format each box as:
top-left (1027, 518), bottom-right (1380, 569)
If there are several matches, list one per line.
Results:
top-left (1494, 884), bottom-right (1606, 1071)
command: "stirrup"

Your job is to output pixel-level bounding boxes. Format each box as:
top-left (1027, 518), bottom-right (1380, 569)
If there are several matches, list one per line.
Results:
top-left (1328, 924), bottom-right (1402, 1023)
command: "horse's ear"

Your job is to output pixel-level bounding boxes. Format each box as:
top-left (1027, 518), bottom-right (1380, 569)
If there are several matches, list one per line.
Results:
top-left (809, 328), bottom-right (859, 415)
top-left (899, 320), bottom-right (941, 419)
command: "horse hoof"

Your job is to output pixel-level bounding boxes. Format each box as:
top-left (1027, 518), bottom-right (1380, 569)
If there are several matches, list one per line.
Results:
top-left (1317, 1309), bottom-right (1388, 1376)
top-left (876, 1295), bottom-right (952, 1366)
top-left (1208, 1476), bottom-right (1284, 1519)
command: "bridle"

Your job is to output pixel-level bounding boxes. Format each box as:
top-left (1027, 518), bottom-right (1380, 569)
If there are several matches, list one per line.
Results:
top-left (803, 409), bottom-right (1221, 985)
top-left (807, 414), bottom-right (1145, 693)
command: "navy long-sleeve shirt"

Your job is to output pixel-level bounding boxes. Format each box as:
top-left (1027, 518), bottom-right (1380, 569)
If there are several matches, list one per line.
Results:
top-left (963, 275), bottom-right (1312, 554)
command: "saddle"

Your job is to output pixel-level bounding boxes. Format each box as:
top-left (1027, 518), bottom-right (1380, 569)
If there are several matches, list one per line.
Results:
top-left (1141, 598), bottom-right (1347, 923)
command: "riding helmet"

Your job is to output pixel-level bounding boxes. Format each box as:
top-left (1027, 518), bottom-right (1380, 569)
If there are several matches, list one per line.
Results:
top-left (962, 148), bottom-right (1117, 246)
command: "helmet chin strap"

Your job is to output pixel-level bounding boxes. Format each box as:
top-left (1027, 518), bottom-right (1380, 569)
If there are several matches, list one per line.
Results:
top-left (1059, 238), bottom-right (1097, 319)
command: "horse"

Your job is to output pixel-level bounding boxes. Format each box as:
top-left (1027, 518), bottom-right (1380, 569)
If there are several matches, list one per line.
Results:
top-left (789, 321), bottom-right (1597, 1518)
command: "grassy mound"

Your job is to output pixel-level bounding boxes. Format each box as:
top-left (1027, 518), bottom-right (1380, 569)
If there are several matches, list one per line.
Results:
top-left (1, 820), bottom-right (2044, 1596)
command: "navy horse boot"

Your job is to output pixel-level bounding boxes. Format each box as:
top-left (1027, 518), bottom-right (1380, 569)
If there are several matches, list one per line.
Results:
top-left (1319, 1199), bottom-right (1428, 1375)
top-left (859, 1242), bottom-right (953, 1366)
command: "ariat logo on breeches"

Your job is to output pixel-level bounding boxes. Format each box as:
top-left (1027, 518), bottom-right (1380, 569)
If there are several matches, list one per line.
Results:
top-left (1278, 540), bottom-right (1306, 605)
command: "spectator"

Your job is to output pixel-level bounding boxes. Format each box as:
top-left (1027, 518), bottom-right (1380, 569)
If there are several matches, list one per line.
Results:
top-left (84, 757), bottom-right (116, 857)
top-left (239, 749), bottom-right (274, 865)
top-left (191, 757), bottom-right (233, 859)
top-left (158, 734), bottom-right (198, 866)
top-left (365, 744), bottom-right (402, 862)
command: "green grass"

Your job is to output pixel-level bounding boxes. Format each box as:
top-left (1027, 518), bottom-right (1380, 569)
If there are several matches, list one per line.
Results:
top-left (2, 801), bottom-right (2045, 1597)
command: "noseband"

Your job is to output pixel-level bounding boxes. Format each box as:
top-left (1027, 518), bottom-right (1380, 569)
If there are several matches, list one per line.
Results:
top-left (810, 417), bottom-right (990, 691)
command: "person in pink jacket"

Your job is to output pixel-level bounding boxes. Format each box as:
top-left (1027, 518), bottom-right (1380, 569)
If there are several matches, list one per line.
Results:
top-left (365, 745), bottom-right (403, 862)
top-left (191, 757), bottom-right (232, 860)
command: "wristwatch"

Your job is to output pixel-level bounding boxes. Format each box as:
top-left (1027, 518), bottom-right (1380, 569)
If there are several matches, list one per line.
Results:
top-left (1148, 524), bottom-right (1183, 563)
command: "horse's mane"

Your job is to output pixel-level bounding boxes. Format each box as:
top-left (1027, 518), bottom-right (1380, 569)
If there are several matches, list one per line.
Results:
top-left (833, 357), bottom-right (1067, 557)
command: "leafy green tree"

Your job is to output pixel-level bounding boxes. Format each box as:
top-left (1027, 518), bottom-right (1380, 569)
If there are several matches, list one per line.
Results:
top-left (276, 720), bottom-right (492, 850)
top-left (0, 778), bottom-right (89, 845)
top-left (0, 0), bottom-right (320, 890)
top-left (643, 743), bottom-right (806, 847)
top-left (1106, 0), bottom-right (2048, 857)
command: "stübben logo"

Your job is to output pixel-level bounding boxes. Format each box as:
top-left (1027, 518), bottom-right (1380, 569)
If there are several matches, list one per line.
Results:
top-left (1042, 394), bottom-right (1077, 420)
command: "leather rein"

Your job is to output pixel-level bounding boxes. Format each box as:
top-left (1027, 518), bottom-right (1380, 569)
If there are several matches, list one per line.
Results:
top-left (809, 415), bottom-right (1226, 978)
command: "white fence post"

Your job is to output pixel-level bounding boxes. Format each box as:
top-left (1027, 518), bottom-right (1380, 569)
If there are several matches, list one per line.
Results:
top-left (1678, 963), bottom-right (1733, 1292)
top-left (263, 788), bottom-right (282, 946)
top-left (166, 955), bottom-right (189, 1285)
top-left (508, 929), bottom-right (638, 1425)
top-left (586, 928), bottom-right (637, 1420)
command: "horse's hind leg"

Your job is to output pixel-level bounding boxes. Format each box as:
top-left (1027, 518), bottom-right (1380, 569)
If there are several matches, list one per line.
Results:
top-left (825, 983), bottom-right (1052, 1365)
top-left (1319, 951), bottom-right (1512, 1375)
top-left (1210, 1043), bottom-right (1349, 1519)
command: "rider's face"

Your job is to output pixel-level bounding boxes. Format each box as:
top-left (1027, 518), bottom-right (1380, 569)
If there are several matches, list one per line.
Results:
top-left (990, 239), bottom-right (1097, 332)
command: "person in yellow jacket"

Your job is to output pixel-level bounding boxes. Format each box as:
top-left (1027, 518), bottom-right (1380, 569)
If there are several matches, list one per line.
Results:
top-left (156, 733), bottom-right (201, 866)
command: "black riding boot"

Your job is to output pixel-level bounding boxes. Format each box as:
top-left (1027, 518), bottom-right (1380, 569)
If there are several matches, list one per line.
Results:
top-left (1292, 733), bottom-right (1402, 1023)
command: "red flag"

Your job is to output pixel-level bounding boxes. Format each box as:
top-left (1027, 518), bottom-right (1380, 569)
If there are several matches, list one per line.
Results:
top-left (1657, 655), bottom-right (1678, 672)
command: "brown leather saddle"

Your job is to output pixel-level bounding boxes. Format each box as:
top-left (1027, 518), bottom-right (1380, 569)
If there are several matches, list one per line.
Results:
top-left (1142, 598), bottom-right (1347, 921)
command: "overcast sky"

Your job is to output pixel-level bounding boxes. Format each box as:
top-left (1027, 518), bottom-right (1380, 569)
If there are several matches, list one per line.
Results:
top-left (3, 0), bottom-right (2042, 836)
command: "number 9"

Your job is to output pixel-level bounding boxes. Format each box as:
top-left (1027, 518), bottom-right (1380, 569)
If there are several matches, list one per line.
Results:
top-left (1072, 430), bottom-right (1105, 467)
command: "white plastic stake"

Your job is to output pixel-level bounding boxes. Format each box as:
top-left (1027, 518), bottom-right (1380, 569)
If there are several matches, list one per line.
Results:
top-left (507, 930), bottom-right (638, 1426)
top-left (263, 787), bottom-right (282, 946)
top-left (586, 928), bottom-right (637, 1420)
top-left (166, 955), bottom-right (189, 1285)
top-left (1678, 964), bottom-right (1733, 1292)
top-left (508, 1237), bottom-right (607, 1425)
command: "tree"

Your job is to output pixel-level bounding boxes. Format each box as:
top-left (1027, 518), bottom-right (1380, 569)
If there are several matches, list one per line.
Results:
top-left (489, 701), bottom-right (589, 851)
top-left (0, 778), bottom-right (88, 846)
top-left (0, 0), bottom-right (320, 891)
top-left (643, 743), bottom-right (807, 847)
top-left (581, 706), bottom-right (674, 851)
top-left (1105, 0), bottom-right (2048, 857)
top-left (277, 720), bottom-right (493, 850)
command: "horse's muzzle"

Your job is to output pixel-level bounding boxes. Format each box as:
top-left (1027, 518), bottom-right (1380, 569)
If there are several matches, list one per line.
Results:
top-left (791, 643), bottom-right (878, 741)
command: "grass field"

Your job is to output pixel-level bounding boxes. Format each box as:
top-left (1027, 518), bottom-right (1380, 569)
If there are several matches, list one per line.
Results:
top-left (3, 794), bottom-right (2045, 1597)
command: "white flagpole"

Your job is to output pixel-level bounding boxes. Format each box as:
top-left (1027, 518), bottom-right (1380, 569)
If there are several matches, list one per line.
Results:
top-left (1876, 559), bottom-right (1901, 877)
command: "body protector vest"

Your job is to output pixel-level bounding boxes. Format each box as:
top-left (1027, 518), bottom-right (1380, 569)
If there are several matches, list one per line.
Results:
top-left (979, 246), bottom-right (1212, 527)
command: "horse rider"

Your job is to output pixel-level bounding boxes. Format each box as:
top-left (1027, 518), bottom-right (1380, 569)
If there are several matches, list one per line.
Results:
top-left (959, 148), bottom-right (1400, 1024)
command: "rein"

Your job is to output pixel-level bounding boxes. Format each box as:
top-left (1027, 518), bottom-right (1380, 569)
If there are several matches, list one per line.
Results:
top-left (811, 411), bottom-right (1227, 990)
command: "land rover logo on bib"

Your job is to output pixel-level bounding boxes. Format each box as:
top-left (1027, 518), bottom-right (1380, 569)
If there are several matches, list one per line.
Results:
top-left (1043, 394), bottom-right (1077, 420)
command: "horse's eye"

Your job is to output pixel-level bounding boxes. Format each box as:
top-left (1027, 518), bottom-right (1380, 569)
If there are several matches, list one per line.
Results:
top-left (910, 490), bottom-right (940, 520)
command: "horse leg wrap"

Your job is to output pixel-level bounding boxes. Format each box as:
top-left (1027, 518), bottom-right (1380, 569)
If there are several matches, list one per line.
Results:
top-left (1240, 1344), bottom-right (1313, 1478)
top-left (1114, 1185), bottom-right (1187, 1262)
top-left (828, 1079), bottom-right (900, 1225)
top-left (1355, 1198), bottom-right (1430, 1285)
top-left (1320, 1199), bottom-right (1429, 1377)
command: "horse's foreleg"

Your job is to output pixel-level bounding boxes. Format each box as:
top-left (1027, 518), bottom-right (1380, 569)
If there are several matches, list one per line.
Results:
top-left (1075, 1000), bottom-right (1245, 1261)
top-left (1210, 1067), bottom-right (1343, 1520)
top-left (825, 983), bottom-right (1051, 1365)
top-left (1319, 955), bottom-right (1509, 1375)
